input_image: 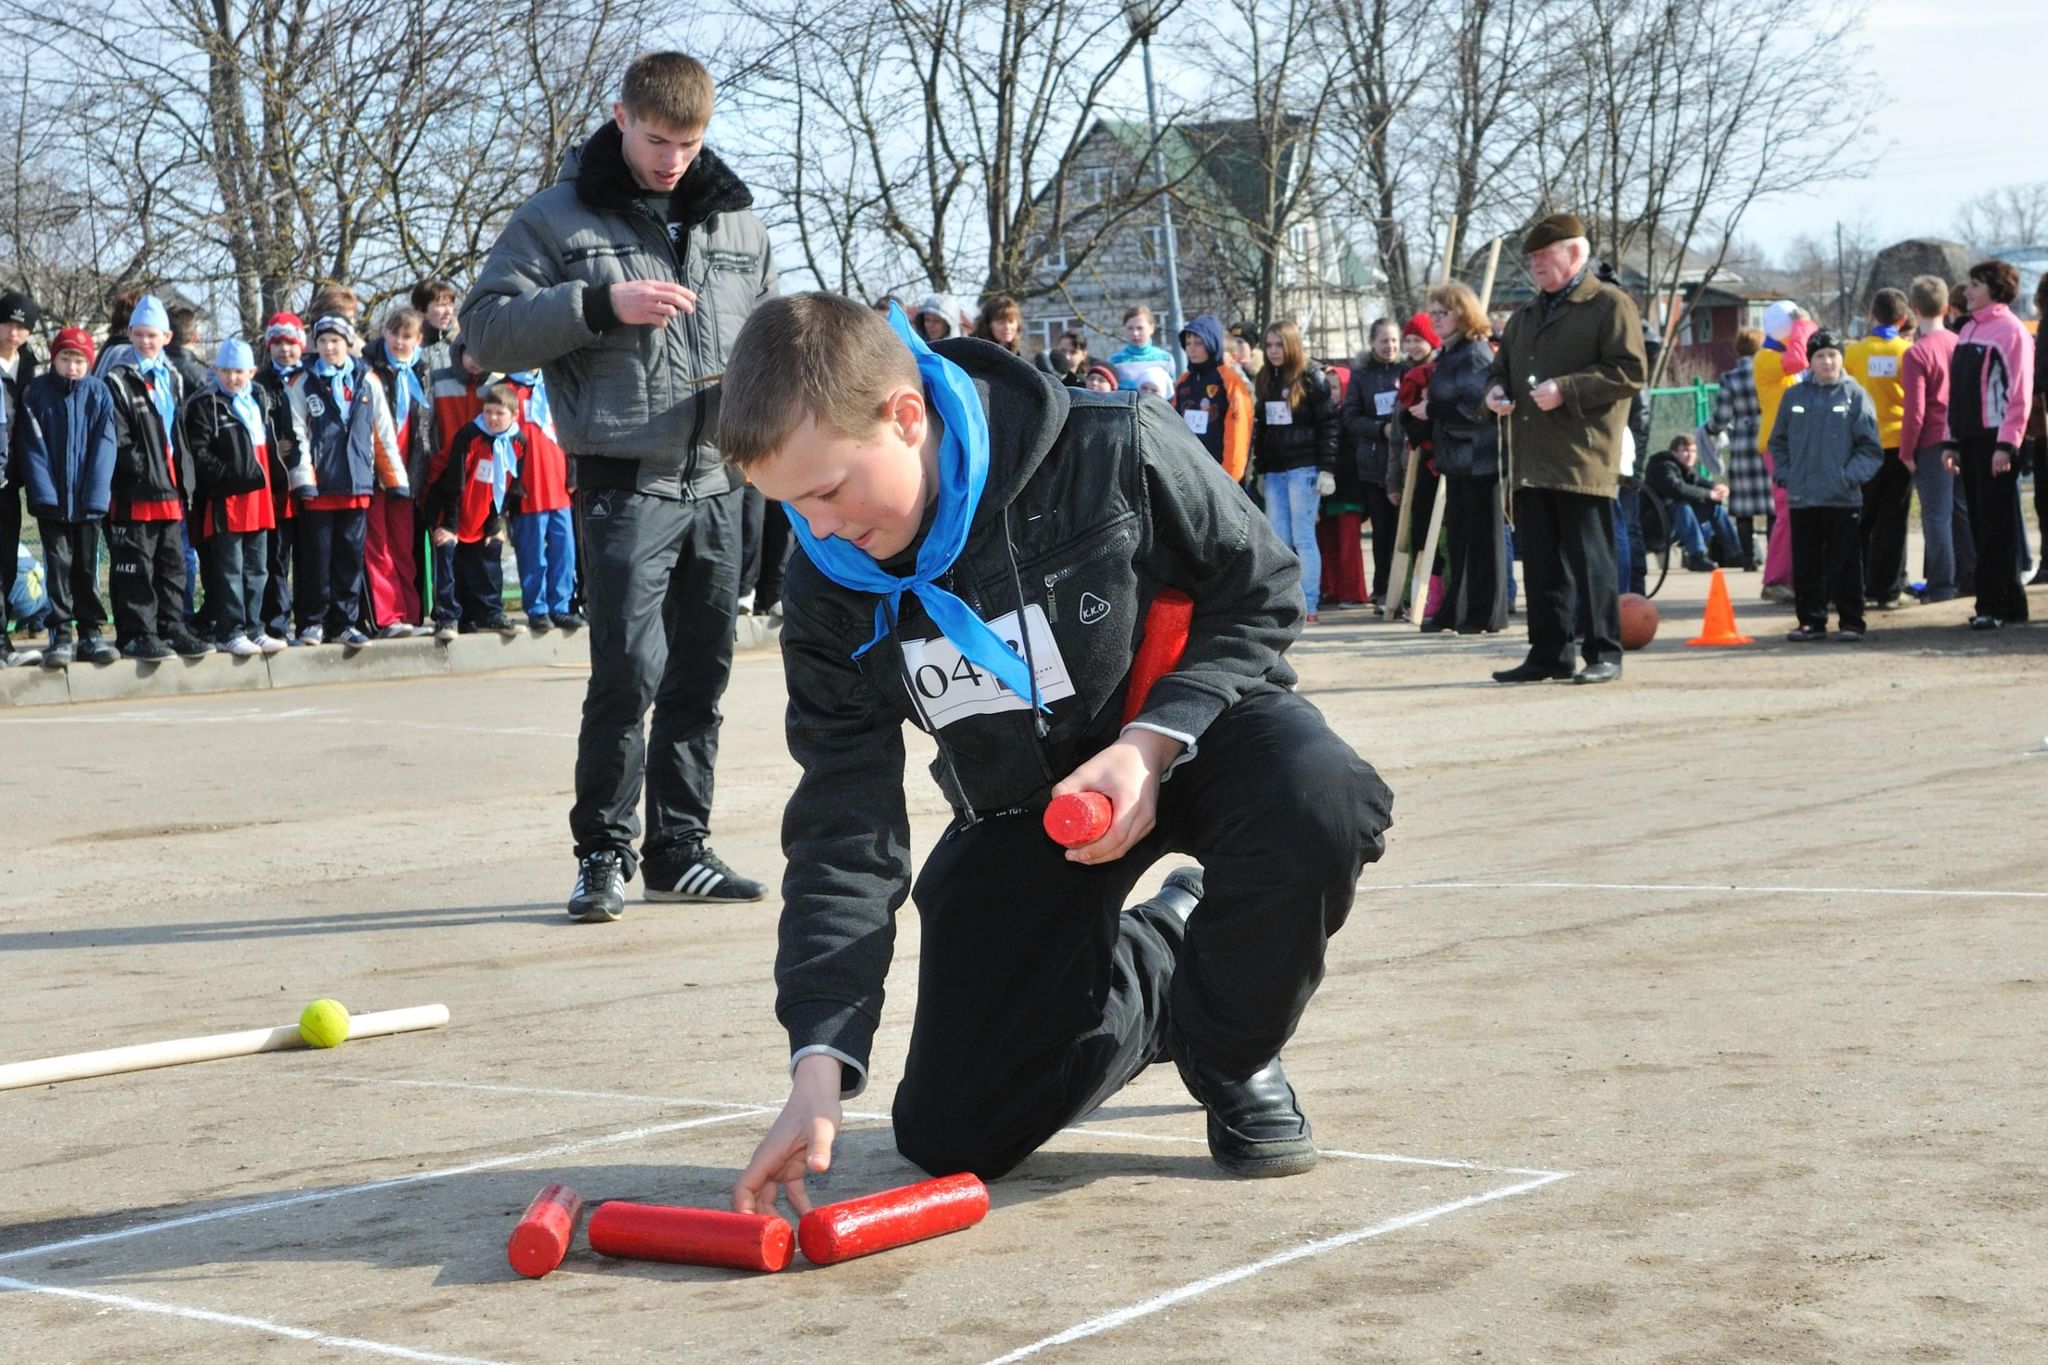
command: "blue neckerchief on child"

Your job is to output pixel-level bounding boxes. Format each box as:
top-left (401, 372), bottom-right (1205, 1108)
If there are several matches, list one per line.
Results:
top-left (1763, 336), bottom-right (1785, 353)
top-left (1870, 325), bottom-right (1899, 340)
top-left (224, 381), bottom-right (266, 452)
top-left (135, 352), bottom-right (179, 451)
top-left (389, 360), bottom-right (425, 428)
top-left (312, 357), bottom-right (353, 418)
top-left (475, 416), bottom-right (519, 512)
top-left (507, 371), bottom-right (554, 437)
top-left (784, 304), bottom-right (1042, 710)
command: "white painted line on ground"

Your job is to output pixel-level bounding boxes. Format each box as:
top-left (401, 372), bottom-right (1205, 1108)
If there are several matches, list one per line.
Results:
top-left (0, 1108), bottom-right (766, 1268)
top-left (1064, 1124), bottom-right (1563, 1176)
top-left (1391, 878), bottom-right (2048, 901)
top-left (980, 1170), bottom-right (1572, 1364)
top-left (0, 1275), bottom-right (506, 1365)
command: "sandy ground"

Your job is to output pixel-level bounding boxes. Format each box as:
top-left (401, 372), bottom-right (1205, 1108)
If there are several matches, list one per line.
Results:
top-left (2, 565), bottom-right (2045, 1364)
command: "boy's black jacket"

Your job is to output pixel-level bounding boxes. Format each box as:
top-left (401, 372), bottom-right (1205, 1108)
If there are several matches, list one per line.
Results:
top-left (104, 363), bottom-right (192, 508)
top-left (180, 386), bottom-right (276, 504)
top-left (773, 337), bottom-right (1305, 1086)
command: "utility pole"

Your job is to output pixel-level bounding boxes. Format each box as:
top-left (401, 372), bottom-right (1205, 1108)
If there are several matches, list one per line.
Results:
top-left (1835, 220), bottom-right (1846, 332)
top-left (1125, 0), bottom-right (1185, 369)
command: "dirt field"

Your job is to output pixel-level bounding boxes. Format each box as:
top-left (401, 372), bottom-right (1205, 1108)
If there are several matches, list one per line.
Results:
top-left (3, 568), bottom-right (2045, 1364)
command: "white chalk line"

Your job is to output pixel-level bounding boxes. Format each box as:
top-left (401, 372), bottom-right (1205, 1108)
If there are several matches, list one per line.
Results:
top-left (980, 1169), bottom-right (1572, 1364)
top-left (1390, 878), bottom-right (2048, 902)
top-left (0, 1274), bottom-right (506, 1365)
top-left (0, 1106), bottom-right (767, 1268)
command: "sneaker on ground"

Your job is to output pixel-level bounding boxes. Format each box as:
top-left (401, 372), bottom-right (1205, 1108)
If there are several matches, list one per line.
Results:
top-left (338, 627), bottom-right (372, 648)
top-left (642, 845), bottom-right (767, 903)
top-left (568, 850), bottom-right (628, 922)
top-left (223, 634), bottom-right (263, 657)
top-left (297, 624), bottom-right (325, 646)
top-left (434, 622), bottom-right (459, 643)
top-left (79, 634), bottom-right (118, 665)
top-left (1785, 624), bottom-right (1827, 643)
top-left (252, 633), bottom-right (288, 655)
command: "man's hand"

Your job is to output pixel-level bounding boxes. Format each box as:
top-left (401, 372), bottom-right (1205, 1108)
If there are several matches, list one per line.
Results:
top-left (1943, 448), bottom-right (1960, 475)
top-left (1530, 379), bottom-right (1564, 412)
top-left (611, 281), bottom-right (699, 326)
top-left (732, 1054), bottom-right (844, 1218)
top-left (1484, 386), bottom-right (1514, 416)
top-left (1049, 730), bottom-right (1183, 866)
top-left (1992, 447), bottom-right (2013, 477)
top-left (430, 528), bottom-right (455, 548)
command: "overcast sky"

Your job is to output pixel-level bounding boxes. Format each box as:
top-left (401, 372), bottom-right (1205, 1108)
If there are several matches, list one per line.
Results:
top-left (1737, 0), bottom-right (2048, 255)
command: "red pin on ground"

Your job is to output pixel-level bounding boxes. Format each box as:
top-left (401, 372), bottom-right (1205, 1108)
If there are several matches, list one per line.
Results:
top-left (1043, 589), bottom-right (1194, 848)
top-left (797, 1172), bottom-right (990, 1265)
top-left (507, 1183), bottom-right (584, 1279)
top-left (588, 1201), bottom-right (795, 1273)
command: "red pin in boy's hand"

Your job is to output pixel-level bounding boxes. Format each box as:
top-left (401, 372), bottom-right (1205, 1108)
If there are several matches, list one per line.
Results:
top-left (1043, 589), bottom-right (1194, 848)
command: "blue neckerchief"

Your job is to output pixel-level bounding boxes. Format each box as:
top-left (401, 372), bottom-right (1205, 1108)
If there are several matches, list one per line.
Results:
top-left (785, 304), bottom-right (1041, 709)
top-left (224, 381), bottom-right (266, 452)
top-left (1763, 336), bottom-right (1785, 353)
top-left (312, 358), bottom-right (352, 418)
top-left (507, 371), bottom-right (554, 437)
top-left (475, 416), bottom-right (519, 512)
top-left (272, 359), bottom-right (302, 384)
top-left (135, 353), bottom-right (178, 452)
top-left (389, 358), bottom-right (425, 428)
top-left (1870, 325), bottom-right (1899, 340)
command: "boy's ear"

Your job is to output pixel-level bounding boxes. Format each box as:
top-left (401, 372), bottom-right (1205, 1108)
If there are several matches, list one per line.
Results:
top-left (884, 383), bottom-right (927, 445)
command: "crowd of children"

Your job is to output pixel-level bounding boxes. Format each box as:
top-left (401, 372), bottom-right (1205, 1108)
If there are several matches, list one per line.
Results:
top-left (0, 281), bottom-right (586, 668)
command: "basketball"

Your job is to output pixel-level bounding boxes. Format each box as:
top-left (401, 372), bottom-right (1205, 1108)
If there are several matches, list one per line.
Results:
top-left (1620, 593), bottom-right (1658, 650)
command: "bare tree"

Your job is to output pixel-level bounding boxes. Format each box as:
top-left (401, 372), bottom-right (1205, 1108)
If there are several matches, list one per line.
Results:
top-left (1952, 182), bottom-right (2048, 252)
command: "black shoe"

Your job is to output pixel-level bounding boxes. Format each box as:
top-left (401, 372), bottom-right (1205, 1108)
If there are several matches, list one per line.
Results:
top-left (642, 844), bottom-right (767, 903)
top-left (78, 634), bottom-right (118, 665)
top-left (567, 850), bottom-right (628, 922)
top-left (1836, 626), bottom-right (1866, 642)
top-left (481, 613), bottom-right (519, 636)
top-left (1172, 1048), bottom-right (1318, 1178)
top-left (1419, 616), bottom-right (1452, 634)
top-left (1492, 661), bottom-right (1574, 684)
top-left (553, 611), bottom-right (587, 630)
top-left (1133, 866), bottom-right (1204, 927)
top-left (1572, 660), bottom-right (1622, 684)
top-left (168, 629), bottom-right (213, 659)
top-left (528, 614), bottom-right (553, 634)
top-left (40, 640), bottom-right (73, 669)
top-left (124, 636), bottom-right (175, 661)
top-left (1683, 553), bottom-right (1717, 572)
top-left (1785, 624), bottom-right (1828, 642)
top-left (1968, 614), bottom-right (2001, 631)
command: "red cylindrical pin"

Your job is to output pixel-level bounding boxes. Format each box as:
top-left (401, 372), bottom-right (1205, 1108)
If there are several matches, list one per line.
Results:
top-left (507, 1183), bottom-right (584, 1279)
top-left (587, 1201), bottom-right (794, 1273)
top-left (797, 1172), bottom-right (989, 1266)
top-left (1043, 791), bottom-right (1112, 848)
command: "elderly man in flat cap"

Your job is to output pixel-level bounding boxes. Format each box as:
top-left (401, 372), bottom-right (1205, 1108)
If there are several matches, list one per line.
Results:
top-left (1484, 213), bottom-right (1647, 684)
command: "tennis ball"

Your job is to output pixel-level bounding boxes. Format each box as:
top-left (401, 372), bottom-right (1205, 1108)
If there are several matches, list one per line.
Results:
top-left (299, 998), bottom-right (351, 1049)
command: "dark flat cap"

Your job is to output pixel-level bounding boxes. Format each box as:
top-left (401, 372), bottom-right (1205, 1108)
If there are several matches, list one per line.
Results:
top-left (1523, 213), bottom-right (1587, 254)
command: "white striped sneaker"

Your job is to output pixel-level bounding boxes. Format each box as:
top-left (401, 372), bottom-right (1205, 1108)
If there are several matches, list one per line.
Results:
top-left (642, 846), bottom-right (766, 903)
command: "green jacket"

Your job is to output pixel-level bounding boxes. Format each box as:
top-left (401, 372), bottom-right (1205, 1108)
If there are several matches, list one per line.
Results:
top-left (1488, 272), bottom-right (1647, 497)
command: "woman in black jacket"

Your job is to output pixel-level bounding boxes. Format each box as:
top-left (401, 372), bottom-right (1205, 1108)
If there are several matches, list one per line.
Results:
top-left (1339, 318), bottom-right (1406, 609)
top-left (1416, 283), bottom-right (1507, 633)
top-left (1253, 320), bottom-right (1341, 620)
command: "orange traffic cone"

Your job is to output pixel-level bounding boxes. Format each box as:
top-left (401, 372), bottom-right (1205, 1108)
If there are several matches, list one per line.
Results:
top-left (1687, 569), bottom-right (1753, 647)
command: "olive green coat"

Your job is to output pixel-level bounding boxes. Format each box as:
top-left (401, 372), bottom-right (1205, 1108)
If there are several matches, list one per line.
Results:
top-left (1488, 272), bottom-right (1648, 497)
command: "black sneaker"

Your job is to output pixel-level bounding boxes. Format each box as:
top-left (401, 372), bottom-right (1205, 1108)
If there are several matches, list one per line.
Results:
top-left (1785, 624), bottom-right (1828, 643)
top-left (78, 633), bottom-right (118, 665)
top-left (642, 844), bottom-right (766, 903)
top-left (168, 629), bottom-right (213, 659)
top-left (553, 611), bottom-right (587, 630)
top-left (567, 850), bottom-right (628, 922)
top-left (528, 614), bottom-right (553, 634)
top-left (40, 639), bottom-right (73, 669)
top-left (1172, 1047), bottom-right (1318, 1178)
top-left (124, 635), bottom-right (175, 661)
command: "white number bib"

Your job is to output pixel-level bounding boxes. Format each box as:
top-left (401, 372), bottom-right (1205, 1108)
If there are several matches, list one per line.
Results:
top-left (899, 605), bottom-right (1075, 730)
top-left (1866, 355), bottom-right (1898, 378)
top-left (472, 459), bottom-right (495, 483)
top-left (1183, 408), bottom-right (1210, 436)
top-left (1264, 401), bottom-right (1293, 426)
top-left (1373, 390), bottom-right (1396, 416)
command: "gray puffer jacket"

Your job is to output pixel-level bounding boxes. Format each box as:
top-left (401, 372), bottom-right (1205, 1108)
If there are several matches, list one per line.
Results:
top-left (1766, 375), bottom-right (1883, 510)
top-left (460, 124), bottom-right (777, 497)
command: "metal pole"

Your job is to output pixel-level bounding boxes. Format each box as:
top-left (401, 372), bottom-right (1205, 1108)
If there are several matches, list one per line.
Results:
top-left (1139, 33), bottom-right (1186, 371)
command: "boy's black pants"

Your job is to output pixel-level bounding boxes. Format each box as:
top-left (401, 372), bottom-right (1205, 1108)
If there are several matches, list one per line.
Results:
top-left (293, 506), bottom-right (367, 634)
top-left (1958, 438), bottom-right (2028, 623)
top-left (1790, 505), bottom-right (1864, 631)
top-left (108, 517), bottom-right (189, 646)
top-left (1859, 449), bottom-right (1912, 603)
top-left (261, 513), bottom-right (294, 639)
top-left (36, 518), bottom-right (108, 639)
top-left (453, 537), bottom-right (505, 621)
top-left (891, 689), bottom-right (1394, 1181)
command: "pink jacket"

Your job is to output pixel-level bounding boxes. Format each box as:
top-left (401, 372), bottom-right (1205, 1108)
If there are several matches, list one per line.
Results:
top-left (1952, 303), bottom-right (2035, 449)
top-left (1898, 328), bottom-right (1956, 456)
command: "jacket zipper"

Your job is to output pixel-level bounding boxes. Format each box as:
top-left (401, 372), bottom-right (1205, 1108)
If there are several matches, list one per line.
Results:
top-left (1035, 519), bottom-right (1136, 623)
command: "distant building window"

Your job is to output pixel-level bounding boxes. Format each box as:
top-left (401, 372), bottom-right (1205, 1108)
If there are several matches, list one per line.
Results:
top-left (1033, 316), bottom-right (1081, 352)
top-left (1040, 235), bottom-right (1068, 272)
top-left (1077, 167), bottom-right (1114, 205)
top-left (1138, 226), bottom-right (1163, 262)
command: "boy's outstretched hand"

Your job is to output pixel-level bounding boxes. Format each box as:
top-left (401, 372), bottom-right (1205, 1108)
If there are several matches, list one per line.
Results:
top-left (732, 1053), bottom-right (843, 1217)
top-left (1050, 729), bottom-right (1184, 866)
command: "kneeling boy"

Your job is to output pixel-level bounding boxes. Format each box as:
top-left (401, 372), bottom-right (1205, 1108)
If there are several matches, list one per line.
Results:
top-left (726, 294), bottom-right (1393, 1213)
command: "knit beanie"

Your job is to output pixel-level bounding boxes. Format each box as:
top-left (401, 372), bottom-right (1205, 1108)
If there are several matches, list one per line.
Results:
top-left (214, 338), bottom-right (256, 370)
top-left (0, 290), bottom-right (38, 329)
top-left (129, 295), bottom-right (170, 333)
top-left (312, 315), bottom-right (358, 345)
top-left (1086, 363), bottom-right (1119, 387)
top-left (1402, 311), bottom-right (1441, 349)
top-left (52, 327), bottom-right (96, 366)
top-left (265, 312), bottom-right (307, 346)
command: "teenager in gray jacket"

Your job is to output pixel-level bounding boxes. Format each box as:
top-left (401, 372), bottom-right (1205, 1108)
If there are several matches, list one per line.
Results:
top-left (1768, 330), bottom-right (1883, 642)
top-left (462, 51), bottom-right (778, 920)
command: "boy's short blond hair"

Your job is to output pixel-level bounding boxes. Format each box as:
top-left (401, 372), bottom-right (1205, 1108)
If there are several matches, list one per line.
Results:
top-left (720, 292), bottom-right (919, 469)
top-left (1908, 275), bottom-right (1948, 319)
top-left (383, 305), bottom-right (424, 337)
top-left (622, 52), bottom-right (714, 130)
